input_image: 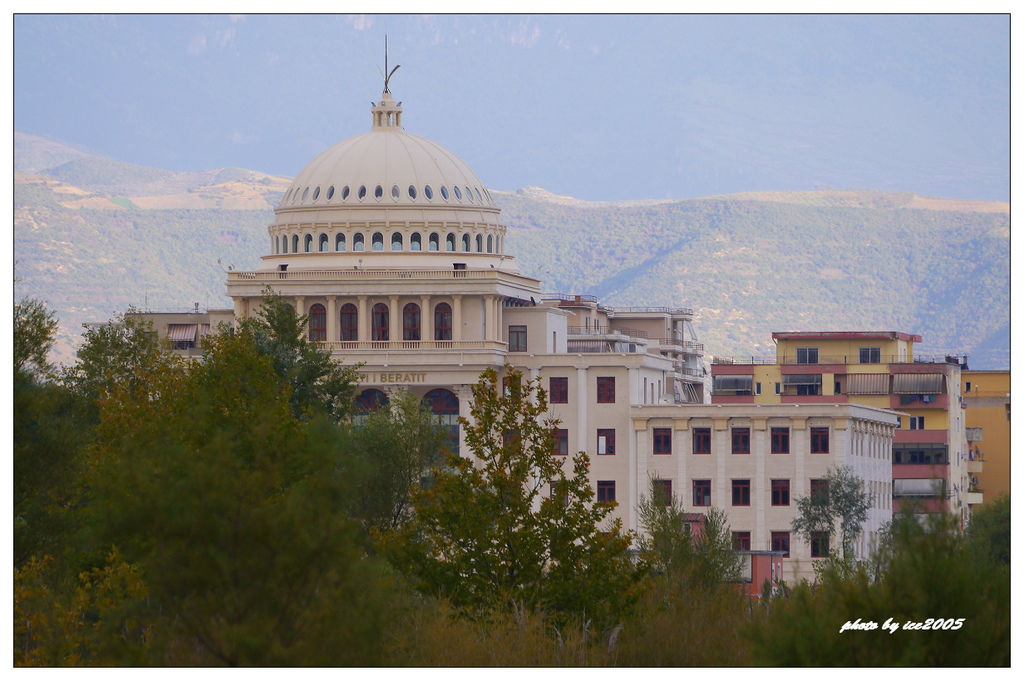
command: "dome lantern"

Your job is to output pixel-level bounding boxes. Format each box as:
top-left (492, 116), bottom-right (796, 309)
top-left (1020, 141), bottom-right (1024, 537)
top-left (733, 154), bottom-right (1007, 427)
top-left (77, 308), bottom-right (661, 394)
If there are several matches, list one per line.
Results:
top-left (371, 90), bottom-right (402, 131)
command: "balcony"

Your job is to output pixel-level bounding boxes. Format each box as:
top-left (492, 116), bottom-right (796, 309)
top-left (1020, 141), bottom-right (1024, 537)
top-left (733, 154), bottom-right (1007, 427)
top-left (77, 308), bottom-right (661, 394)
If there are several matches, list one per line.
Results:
top-left (319, 339), bottom-right (507, 352)
top-left (228, 267), bottom-right (502, 282)
top-left (967, 460), bottom-right (984, 474)
top-left (966, 492), bottom-right (984, 505)
top-left (610, 305), bottom-right (694, 316)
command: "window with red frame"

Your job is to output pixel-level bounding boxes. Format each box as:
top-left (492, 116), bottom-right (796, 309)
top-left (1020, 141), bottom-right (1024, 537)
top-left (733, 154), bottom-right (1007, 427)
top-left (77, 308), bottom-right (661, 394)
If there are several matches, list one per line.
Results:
top-left (371, 303), bottom-right (389, 341)
top-left (653, 428), bottom-right (672, 455)
top-left (810, 479), bottom-right (829, 503)
top-left (770, 427), bottom-right (790, 453)
top-left (732, 479), bottom-right (751, 506)
top-left (810, 427), bottom-right (830, 453)
top-left (692, 427), bottom-right (711, 454)
top-left (509, 325), bottom-right (527, 351)
top-left (811, 531), bottom-right (830, 557)
top-left (731, 427), bottom-right (750, 454)
top-left (402, 303), bottom-right (421, 341)
top-left (597, 428), bottom-right (615, 455)
top-left (771, 479), bottom-right (790, 506)
top-left (308, 303), bottom-right (326, 341)
top-left (652, 479), bottom-right (672, 506)
top-left (596, 376), bottom-right (615, 403)
top-left (771, 531), bottom-right (790, 557)
top-left (549, 377), bottom-right (568, 403)
top-left (552, 428), bottom-right (569, 456)
top-left (433, 303), bottom-right (452, 340)
top-left (339, 303), bottom-right (358, 341)
top-left (732, 531), bottom-right (751, 551)
top-left (597, 480), bottom-right (616, 503)
top-left (693, 479), bottom-right (711, 506)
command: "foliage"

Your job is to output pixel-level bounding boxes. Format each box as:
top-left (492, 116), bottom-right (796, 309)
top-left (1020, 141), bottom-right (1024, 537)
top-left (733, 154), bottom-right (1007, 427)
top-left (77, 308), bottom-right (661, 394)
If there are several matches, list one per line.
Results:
top-left (791, 466), bottom-right (869, 561)
top-left (966, 493), bottom-right (1009, 566)
top-left (384, 366), bottom-right (645, 627)
top-left (15, 297), bottom-right (58, 377)
top-left (235, 288), bottom-right (358, 421)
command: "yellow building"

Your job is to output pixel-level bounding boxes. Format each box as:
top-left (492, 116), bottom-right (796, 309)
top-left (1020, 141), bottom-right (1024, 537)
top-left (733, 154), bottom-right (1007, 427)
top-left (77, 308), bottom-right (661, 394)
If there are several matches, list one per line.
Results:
top-left (962, 370), bottom-right (1009, 503)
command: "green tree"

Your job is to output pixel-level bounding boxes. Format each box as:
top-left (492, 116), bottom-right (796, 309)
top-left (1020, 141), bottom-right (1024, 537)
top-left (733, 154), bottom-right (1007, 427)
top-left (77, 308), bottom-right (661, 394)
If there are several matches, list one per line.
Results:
top-left (966, 493), bottom-right (1009, 567)
top-left (384, 366), bottom-right (645, 627)
top-left (15, 298), bottom-right (58, 377)
top-left (791, 466), bottom-right (869, 562)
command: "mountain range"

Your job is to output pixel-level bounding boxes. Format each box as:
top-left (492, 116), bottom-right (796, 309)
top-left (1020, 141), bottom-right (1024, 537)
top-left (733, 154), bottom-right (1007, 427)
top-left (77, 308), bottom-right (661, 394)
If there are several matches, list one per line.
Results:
top-left (14, 131), bottom-right (1010, 370)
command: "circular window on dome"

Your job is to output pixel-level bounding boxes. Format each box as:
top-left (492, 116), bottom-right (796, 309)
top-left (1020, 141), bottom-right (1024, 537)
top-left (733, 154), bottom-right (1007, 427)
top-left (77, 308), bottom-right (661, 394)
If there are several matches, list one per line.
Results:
top-left (312, 186), bottom-right (320, 201)
top-left (391, 184), bottom-right (400, 200)
top-left (440, 186), bottom-right (449, 201)
top-left (327, 185), bottom-right (335, 200)
top-left (358, 185), bottom-right (366, 200)
top-left (465, 186), bottom-right (473, 203)
top-left (302, 187), bottom-right (309, 201)
top-left (291, 188), bottom-right (301, 204)
top-left (453, 185), bottom-right (462, 201)
top-left (374, 185), bottom-right (383, 200)
top-left (424, 185), bottom-right (433, 200)
top-left (342, 185), bottom-right (350, 200)
top-left (475, 187), bottom-right (483, 203)
top-left (408, 185), bottom-right (417, 200)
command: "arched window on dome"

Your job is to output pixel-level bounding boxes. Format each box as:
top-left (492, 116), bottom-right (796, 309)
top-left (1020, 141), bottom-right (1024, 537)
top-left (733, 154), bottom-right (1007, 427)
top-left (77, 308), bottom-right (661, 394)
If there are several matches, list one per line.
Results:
top-left (281, 236), bottom-right (288, 254)
top-left (340, 303), bottom-right (358, 341)
top-left (453, 185), bottom-right (462, 201)
top-left (374, 185), bottom-right (383, 200)
top-left (434, 303), bottom-right (452, 341)
top-left (308, 304), bottom-right (326, 341)
top-left (274, 236), bottom-right (279, 254)
top-left (423, 388), bottom-right (459, 455)
top-left (372, 232), bottom-right (384, 251)
top-left (391, 232), bottom-right (403, 251)
top-left (446, 233), bottom-right (456, 252)
top-left (292, 235), bottom-right (300, 253)
top-left (371, 303), bottom-right (389, 341)
top-left (353, 233), bottom-right (365, 252)
top-left (428, 233), bottom-right (440, 252)
top-left (391, 184), bottom-right (400, 200)
top-left (403, 303), bottom-right (421, 341)
top-left (358, 185), bottom-right (367, 200)
top-left (335, 233), bottom-right (346, 252)
top-left (476, 234), bottom-right (483, 252)
top-left (465, 186), bottom-right (473, 203)
top-left (487, 235), bottom-right (493, 253)
top-left (319, 234), bottom-right (329, 252)
top-left (410, 232), bottom-right (422, 251)
top-left (304, 234), bottom-right (313, 253)
top-left (354, 388), bottom-right (389, 424)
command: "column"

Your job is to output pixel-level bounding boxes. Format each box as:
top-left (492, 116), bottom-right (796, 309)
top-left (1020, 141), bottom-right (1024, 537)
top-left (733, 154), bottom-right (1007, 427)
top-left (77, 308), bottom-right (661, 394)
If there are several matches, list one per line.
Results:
top-left (484, 295), bottom-right (495, 341)
top-left (453, 294), bottom-right (463, 342)
top-left (327, 295), bottom-right (337, 342)
top-left (357, 295), bottom-right (368, 342)
top-left (495, 296), bottom-right (503, 345)
top-left (389, 295), bottom-right (399, 343)
top-left (421, 295), bottom-right (432, 343)
top-left (232, 296), bottom-right (247, 321)
top-left (294, 296), bottom-right (305, 317)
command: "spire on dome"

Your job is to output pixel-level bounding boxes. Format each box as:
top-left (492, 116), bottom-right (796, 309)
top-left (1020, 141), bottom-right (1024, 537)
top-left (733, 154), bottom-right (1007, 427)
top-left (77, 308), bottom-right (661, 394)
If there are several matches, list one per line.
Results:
top-left (372, 35), bottom-right (403, 130)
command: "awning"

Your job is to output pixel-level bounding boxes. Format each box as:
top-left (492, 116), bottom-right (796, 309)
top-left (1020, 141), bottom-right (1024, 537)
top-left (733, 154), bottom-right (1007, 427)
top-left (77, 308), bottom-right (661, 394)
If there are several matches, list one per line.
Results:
top-left (199, 323), bottom-right (211, 338)
top-left (892, 373), bottom-right (943, 394)
top-left (847, 373), bottom-right (889, 394)
top-left (713, 375), bottom-right (752, 391)
top-left (782, 374), bottom-right (822, 386)
top-left (167, 324), bottom-right (198, 342)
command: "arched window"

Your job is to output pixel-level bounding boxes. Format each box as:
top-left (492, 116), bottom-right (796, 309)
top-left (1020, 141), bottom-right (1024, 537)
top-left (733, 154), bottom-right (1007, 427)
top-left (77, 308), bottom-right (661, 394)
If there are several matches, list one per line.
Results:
top-left (319, 234), bottom-right (329, 252)
top-left (354, 389), bottom-right (389, 422)
top-left (428, 232), bottom-right (439, 252)
top-left (476, 234), bottom-right (483, 252)
top-left (487, 234), bottom-right (493, 253)
top-left (403, 303), bottom-right (421, 341)
top-left (372, 232), bottom-right (384, 251)
top-left (372, 303), bottom-right (389, 341)
top-left (391, 232), bottom-right (403, 251)
top-left (462, 234), bottom-right (471, 252)
top-left (434, 302), bottom-right (452, 341)
top-left (282, 236), bottom-right (288, 254)
top-left (292, 235), bottom-right (299, 253)
top-left (423, 388), bottom-right (459, 455)
top-left (353, 233), bottom-right (365, 252)
top-left (340, 303), bottom-right (358, 341)
top-left (308, 303), bottom-right (326, 341)
top-left (304, 234), bottom-right (313, 253)
top-left (410, 232), bottom-right (422, 251)
top-left (336, 233), bottom-right (346, 251)
top-left (446, 233), bottom-right (456, 252)
top-left (275, 235), bottom-right (279, 254)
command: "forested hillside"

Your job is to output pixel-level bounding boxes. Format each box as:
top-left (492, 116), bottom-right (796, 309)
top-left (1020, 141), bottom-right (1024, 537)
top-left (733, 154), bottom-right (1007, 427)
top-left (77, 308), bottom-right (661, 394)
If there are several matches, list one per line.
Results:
top-left (14, 132), bottom-right (1010, 368)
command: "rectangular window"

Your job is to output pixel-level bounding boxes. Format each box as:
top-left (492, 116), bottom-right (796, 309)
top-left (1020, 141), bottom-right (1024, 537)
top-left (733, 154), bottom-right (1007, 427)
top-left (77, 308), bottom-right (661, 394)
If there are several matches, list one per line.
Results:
top-left (770, 427), bottom-right (790, 454)
top-left (965, 381), bottom-right (972, 393)
top-left (771, 531), bottom-right (790, 557)
top-left (597, 480), bottom-right (616, 504)
top-left (810, 427), bottom-right (830, 453)
top-left (731, 427), bottom-right (750, 454)
top-left (692, 427), bottom-right (711, 454)
top-left (732, 479), bottom-right (751, 506)
top-left (596, 376), bottom-right (615, 403)
top-left (811, 531), bottom-right (830, 558)
top-left (552, 428), bottom-right (568, 456)
top-left (653, 428), bottom-right (672, 455)
top-left (796, 347), bottom-right (819, 364)
top-left (859, 347), bottom-right (881, 363)
top-left (755, 381), bottom-right (762, 395)
top-left (909, 416), bottom-right (925, 430)
top-left (693, 479), bottom-right (711, 507)
top-left (771, 479), bottom-right (790, 506)
top-left (548, 377), bottom-right (568, 404)
top-left (732, 531), bottom-right (751, 551)
top-left (775, 382), bottom-right (781, 395)
top-left (652, 479), bottom-right (672, 506)
top-left (597, 428), bottom-right (615, 455)
top-left (811, 479), bottom-right (829, 503)
top-left (508, 325), bottom-right (527, 352)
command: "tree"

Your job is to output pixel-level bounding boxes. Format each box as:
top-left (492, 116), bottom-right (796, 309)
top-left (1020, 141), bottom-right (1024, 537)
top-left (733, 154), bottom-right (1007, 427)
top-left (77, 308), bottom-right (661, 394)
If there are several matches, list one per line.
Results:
top-left (384, 366), bottom-right (645, 627)
top-left (15, 298), bottom-right (58, 378)
top-left (791, 466), bottom-right (869, 562)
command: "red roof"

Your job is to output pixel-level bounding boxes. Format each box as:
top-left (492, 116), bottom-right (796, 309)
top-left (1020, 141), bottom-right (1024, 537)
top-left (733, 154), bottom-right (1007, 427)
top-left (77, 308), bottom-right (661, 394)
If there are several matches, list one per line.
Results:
top-left (771, 331), bottom-right (922, 342)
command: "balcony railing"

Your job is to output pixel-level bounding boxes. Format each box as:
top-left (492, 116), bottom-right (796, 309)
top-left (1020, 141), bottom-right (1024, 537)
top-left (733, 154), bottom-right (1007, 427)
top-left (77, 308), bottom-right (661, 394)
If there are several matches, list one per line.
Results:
top-left (542, 292), bottom-right (598, 304)
top-left (568, 325), bottom-right (649, 339)
top-left (610, 305), bottom-right (694, 316)
top-left (318, 339), bottom-right (508, 351)
top-left (712, 354), bottom-right (963, 366)
top-left (228, 268), bottom-right (501, 282)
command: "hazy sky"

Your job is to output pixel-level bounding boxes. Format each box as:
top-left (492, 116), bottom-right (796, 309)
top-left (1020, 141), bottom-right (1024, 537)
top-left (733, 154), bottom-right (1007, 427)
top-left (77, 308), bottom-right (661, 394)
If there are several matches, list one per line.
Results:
top-left (14, 14), bottom-right (1009, 201)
